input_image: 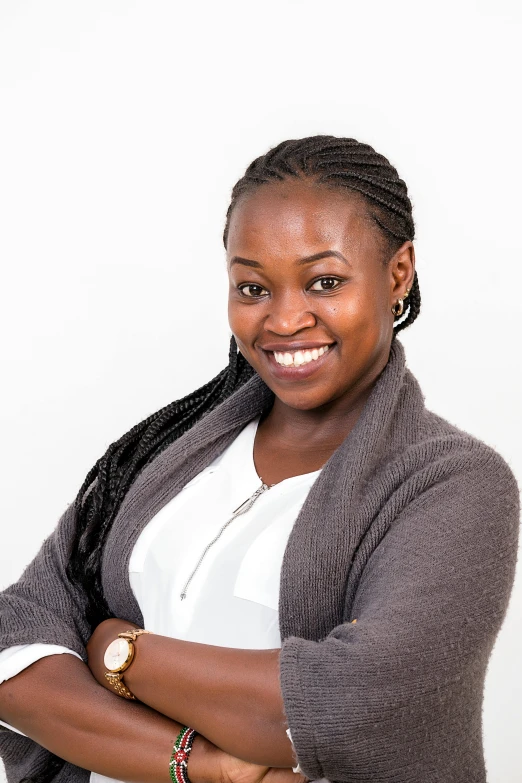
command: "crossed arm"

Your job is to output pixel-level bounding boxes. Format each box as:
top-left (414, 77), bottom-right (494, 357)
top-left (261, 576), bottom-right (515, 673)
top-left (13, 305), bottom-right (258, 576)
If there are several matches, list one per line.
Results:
top-left (0, 498), bottom-right (300, 783)
top-left (3, 451), bottom-right (517, 782)
top-left (0, 625), bottom-right (299, 783)
top-left (86, 618), bottom-right (295, 768)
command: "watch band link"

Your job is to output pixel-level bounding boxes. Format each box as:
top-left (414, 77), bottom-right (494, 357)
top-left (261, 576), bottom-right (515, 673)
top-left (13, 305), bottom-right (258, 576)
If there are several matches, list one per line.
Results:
top-left (104, 628), bottom-right (152, 699)
top-left (104, 671), bottom-right (137, 700)
top-left (118, 628), bottom-right (152, 642)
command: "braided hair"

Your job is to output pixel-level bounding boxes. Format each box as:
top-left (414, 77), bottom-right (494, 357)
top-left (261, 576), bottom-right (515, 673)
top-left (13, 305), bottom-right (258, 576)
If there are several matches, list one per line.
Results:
top-left (29, 135), bottom-right (420, 783)
top-left (223, 136), bottom-right (421, 334)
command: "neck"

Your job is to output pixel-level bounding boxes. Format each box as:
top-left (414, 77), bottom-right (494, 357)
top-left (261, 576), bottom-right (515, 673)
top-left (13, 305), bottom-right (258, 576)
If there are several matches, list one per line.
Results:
top-left (258, 348), bottom-right (390, 453)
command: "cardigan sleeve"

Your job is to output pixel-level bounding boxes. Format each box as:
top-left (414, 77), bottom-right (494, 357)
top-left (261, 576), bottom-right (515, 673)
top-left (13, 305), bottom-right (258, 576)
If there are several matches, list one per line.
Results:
top-left (278, 449), bottom-right (520, 783)
top-left (0, 502), bottom-right (90, 660)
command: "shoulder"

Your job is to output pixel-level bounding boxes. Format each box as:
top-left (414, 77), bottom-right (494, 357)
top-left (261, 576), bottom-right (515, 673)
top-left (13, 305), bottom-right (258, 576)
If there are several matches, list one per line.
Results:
top-left (399, 384), bottom-right (520, 539)
top-left (383, 363), bottom-right (519, 519)
top-left (424, 404), bottom-right (517, 489)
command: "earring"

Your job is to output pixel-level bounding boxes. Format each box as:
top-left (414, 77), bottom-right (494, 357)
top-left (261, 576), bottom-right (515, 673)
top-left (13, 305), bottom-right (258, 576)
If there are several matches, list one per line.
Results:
top-left (392, 286), bottom-right (411, 317)
top-left (391, 298), bottom-right (404, 317)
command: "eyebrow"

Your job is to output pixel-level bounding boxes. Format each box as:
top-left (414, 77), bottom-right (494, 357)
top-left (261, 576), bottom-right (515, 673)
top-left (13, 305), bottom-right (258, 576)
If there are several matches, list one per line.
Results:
top-left (229, 250), bottom-right (351, 268)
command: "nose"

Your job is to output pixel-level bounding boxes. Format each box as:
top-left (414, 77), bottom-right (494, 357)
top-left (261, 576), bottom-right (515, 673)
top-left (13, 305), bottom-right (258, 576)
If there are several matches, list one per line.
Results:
top-left (263, 289), bottom-right (316, 335)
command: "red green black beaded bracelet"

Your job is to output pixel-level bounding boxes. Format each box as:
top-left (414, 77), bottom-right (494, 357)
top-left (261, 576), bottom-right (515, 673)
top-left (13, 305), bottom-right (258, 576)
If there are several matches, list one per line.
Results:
top-left (169, 725), bottom-right (198, 783)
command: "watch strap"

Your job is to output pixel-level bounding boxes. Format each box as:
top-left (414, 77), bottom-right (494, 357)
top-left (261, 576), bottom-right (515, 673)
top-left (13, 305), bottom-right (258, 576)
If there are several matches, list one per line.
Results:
top-left (105, 628), bottom-right (152, 699)
top-left (104, 671), bottom-right (137, 700)
top-left (117, 628), bottom-right (152, 642)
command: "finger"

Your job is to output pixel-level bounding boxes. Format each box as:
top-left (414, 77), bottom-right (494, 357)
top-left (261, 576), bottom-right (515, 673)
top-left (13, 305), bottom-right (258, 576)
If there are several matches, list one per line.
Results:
top-left (262, 767), bottom-right (308, 783)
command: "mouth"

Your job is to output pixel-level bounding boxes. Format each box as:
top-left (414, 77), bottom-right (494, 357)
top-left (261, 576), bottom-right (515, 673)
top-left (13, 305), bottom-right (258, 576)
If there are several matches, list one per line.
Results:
top-left (259, 342), bottom-right (336, 380)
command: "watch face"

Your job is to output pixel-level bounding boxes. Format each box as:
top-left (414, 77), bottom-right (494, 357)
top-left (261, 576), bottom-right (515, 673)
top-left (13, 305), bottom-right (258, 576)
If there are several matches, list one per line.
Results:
top-left (104, 638), bottom-right (132, 672)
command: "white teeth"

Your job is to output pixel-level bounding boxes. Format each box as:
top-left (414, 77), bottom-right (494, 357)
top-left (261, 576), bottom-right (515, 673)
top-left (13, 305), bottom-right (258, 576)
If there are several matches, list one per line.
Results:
top-left (273, 345), bottom-right (331, 367)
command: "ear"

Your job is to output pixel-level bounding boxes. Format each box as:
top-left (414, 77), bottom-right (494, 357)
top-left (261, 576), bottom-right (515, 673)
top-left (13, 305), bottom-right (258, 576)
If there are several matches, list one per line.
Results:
top-left (389, 241), bottom-right (415, 303)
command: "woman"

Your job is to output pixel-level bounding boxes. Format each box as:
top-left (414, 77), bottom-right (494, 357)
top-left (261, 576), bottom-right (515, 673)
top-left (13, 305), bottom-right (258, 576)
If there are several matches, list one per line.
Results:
top-left (0, 136), bottom-right (519, 783)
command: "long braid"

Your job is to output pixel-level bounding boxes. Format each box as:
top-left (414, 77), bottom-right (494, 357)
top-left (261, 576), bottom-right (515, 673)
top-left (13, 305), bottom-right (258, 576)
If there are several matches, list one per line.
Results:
top-left (65, 337), bottom-right (254, 630)
top-left (34, 136), bottom-right (418, 783)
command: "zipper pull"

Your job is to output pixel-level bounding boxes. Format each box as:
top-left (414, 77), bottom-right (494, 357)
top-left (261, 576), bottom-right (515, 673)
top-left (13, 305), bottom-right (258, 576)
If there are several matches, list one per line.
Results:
top-left (231, 482), bottom-right (270, 517)
top-left (179, 480), bottom-right (272, 601)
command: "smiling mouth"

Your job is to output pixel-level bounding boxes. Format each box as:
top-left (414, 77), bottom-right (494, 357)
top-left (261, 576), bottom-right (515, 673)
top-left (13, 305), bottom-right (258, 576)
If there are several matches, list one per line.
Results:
top-left (258, 342), bottom-right (337, 378)
top-left (271, 345), bottom-right (331, 368)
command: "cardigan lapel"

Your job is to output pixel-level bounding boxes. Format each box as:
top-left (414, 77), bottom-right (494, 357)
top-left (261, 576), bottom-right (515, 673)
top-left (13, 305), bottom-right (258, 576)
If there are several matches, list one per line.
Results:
top-left (103, 339), bottom-right (414, 641)
top-left (277, 338), bottom-right (411, 640)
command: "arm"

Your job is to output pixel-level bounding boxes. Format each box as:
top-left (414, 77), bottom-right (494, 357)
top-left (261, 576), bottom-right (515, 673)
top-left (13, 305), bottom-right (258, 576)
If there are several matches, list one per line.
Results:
top-left (87, 619), bottom-right (294, 768)
top-left (0, 503), bottom-right (219, 781)
top-left (87, 450), bottom-right (520, 780)
top-left (277, 451), bottom-right (520, 781)
top-left (0, 503), bottom-right (91, 655)
top-left (0, 652), bottom-right (220, 783)
top-left (0, 644), bottom-right (82, 734)
top-left (0, 643), bottom-right (83, 688)
top-left (0, 509), bottom-right (302, 782)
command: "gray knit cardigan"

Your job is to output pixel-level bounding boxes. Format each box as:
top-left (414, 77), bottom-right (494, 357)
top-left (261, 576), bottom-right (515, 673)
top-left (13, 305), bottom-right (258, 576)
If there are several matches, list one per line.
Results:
top-left (0, 339), bottom-right (519, 783)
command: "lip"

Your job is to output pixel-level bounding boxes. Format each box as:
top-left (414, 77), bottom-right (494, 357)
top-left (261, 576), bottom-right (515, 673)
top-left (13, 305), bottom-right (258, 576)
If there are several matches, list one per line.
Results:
top-left (259, 341), bottom-right (335, 352)
top-left (258, 342), bottom-right (336, 381)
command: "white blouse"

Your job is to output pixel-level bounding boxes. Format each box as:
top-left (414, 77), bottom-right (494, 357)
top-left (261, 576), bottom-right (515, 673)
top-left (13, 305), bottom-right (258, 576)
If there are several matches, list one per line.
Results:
top-left (0, 415), bottom-right (323, 782)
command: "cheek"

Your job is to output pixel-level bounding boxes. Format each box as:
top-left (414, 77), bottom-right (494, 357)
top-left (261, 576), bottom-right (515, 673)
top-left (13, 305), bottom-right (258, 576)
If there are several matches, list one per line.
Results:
top-left (228, 299), bottom-right (245, 332)
top-left (320, 288), bottom-right (375, 333)
top-left (319, 286), bottom-right (389, 353)
top-left (228, 299), bottom-right (261, 345)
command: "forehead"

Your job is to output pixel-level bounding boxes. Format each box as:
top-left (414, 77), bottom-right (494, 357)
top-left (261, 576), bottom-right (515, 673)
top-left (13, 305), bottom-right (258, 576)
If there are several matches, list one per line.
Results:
top-left (226, 179), bottom-right (379, 257)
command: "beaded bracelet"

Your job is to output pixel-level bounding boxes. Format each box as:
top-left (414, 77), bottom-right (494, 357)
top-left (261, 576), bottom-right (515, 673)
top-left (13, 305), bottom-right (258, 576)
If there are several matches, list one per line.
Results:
top-left (169, 725), bottom-right (198, 783)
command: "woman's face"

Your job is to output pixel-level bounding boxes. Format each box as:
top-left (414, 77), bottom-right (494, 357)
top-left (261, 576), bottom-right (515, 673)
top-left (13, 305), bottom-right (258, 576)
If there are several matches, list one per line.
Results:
top-left (226, 179), bottom-right (414, 412)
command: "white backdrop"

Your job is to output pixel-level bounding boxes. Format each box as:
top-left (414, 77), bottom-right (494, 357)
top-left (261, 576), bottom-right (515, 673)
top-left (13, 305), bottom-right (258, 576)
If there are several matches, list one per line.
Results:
top-left (0, 1), bottom-right (521, 781)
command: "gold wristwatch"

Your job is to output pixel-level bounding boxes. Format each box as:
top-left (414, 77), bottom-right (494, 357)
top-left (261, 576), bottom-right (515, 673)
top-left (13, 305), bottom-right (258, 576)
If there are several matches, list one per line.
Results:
top-left (103, 628), bottom-right (152, 700)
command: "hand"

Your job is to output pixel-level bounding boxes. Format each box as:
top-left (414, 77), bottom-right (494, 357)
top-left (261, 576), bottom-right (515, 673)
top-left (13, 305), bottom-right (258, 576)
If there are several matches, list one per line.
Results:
top-left (188, 735), bottom-right (308, 783)
top-left (86, 617), bottom-right (141, 691)
top-left (216, 746), bottom-right (309, 783)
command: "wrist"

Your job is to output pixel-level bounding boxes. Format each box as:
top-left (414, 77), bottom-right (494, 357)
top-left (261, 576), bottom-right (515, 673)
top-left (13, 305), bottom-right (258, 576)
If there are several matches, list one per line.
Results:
top-left (187, 734), bottom-right (222, 783)
top-left (187, 734), bottom-right (221, 783)
top-left (123, 633), bottom-right (155, 701)
top-left (117, 629), bottom-right (153, 696)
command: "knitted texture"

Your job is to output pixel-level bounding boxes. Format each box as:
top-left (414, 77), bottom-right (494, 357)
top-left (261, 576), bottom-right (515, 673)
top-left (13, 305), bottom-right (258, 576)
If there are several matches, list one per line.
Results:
top-left (0, 339), bottom-right (519, 782)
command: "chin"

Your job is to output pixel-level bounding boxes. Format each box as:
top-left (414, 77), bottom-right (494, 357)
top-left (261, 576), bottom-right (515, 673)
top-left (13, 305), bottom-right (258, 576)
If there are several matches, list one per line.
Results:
top-left (266, 383), bottom-right (339, 411)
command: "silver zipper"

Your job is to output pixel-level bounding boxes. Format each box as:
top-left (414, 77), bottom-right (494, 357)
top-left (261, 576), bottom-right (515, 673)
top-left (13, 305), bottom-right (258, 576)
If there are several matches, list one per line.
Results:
top-left (179, 481), bottom-right (271, 600)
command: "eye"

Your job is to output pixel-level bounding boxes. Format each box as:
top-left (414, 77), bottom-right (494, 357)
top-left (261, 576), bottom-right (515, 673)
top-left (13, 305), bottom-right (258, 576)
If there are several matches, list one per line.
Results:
top-left (309, 276), bottom-right (343, 292)
top-left (238, 284), bottom-right (269, 298)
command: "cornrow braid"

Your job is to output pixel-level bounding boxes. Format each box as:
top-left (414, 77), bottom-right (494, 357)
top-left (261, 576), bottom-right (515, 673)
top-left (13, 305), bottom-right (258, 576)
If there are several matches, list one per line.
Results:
top-left (32, 135), bottom-right (419, 783)
top-left (223, 135), bottom-right (421, 338)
